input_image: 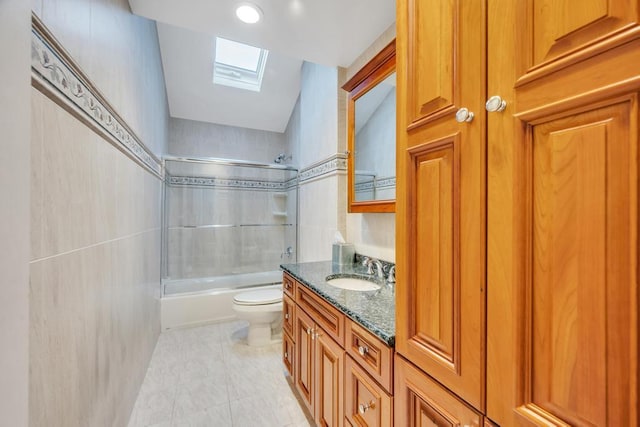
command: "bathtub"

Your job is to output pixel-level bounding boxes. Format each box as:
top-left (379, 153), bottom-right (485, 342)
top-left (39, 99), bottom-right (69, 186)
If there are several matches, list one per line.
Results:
top-left (161, 270), bottom-right (283, 330)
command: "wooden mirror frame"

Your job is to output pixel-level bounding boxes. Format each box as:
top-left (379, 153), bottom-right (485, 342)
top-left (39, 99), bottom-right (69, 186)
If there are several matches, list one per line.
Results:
top-left (342, 39), bottom-right (396, 213)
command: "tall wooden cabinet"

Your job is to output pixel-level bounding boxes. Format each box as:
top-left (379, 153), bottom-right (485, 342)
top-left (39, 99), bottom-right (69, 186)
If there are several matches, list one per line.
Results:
top-left (395, 0), bottom-right (487, 411)
top-left (396, 0), bottom-right (640, 426)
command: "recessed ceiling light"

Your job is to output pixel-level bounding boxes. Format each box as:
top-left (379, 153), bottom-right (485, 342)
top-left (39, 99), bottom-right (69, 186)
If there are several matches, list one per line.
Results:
top-left (236, 3), bottom-right (262, 24)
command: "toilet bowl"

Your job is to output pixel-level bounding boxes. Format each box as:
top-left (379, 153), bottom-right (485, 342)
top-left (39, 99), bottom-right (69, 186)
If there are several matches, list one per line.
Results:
top-left (232, 287), bottom-right (283, 346)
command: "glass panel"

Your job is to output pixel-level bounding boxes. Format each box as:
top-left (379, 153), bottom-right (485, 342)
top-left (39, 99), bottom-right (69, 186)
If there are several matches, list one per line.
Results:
top-left (162, 159), bottom-right (298, 295)
top-left (354, 72), bottom-right (396, 201)
top-left (215, 37), bottom-right (262, 72)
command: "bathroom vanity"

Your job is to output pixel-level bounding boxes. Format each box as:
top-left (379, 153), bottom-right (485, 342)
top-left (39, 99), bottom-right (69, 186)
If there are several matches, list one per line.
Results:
top-left (280, 261), bottom-right (395, 427)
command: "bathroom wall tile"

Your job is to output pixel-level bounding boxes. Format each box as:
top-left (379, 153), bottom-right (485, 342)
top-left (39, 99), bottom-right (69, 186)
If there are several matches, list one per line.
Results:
top-left (40, 95), bottom-right (97, 257)
top-left (31, 88), bottom-right (44, 260)
top-left (115, 150), bottom-right (138, 237)
top-left (168, 117), bottom-right (286, 163)
top-left (33, 3), bottom-right (166, 427)
top-left (299, 63), bottom-right (339, 168)
top-left (91, 132), bottom-right (118, 243)
top-left (41, 0), bottom-right (91, 74)
top-left (145, 171), bottom-right (163, 230)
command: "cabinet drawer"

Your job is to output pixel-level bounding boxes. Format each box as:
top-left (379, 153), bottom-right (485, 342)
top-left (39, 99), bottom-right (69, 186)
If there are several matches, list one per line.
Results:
top-left (283, 294), bottom-right (295, 339)
top-left (345, 319), bottom-right (393, 393)
top-left (283, 331), bottom-right (294, 378)
top-left (295, 284), bottom-right (344, 347)
top-left (345, 355), bottom-right (393, 427)
top-left (283, 273), bottom-right (296, 298)
top-left (395, 355), bottom-right (482, 427)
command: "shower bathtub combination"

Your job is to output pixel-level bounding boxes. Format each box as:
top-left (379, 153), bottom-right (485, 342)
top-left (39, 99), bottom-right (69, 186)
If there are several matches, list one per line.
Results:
top-left (161, 157), bottom-right (298, 330)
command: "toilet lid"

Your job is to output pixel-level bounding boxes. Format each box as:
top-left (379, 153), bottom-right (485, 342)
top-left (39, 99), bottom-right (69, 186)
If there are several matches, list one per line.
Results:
top-left (233, 289), bottom-right (282, 305)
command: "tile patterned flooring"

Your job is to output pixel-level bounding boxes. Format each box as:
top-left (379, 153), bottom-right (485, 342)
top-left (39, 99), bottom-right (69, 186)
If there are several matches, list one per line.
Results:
top-left (128, 321), bottom-right (312, 427)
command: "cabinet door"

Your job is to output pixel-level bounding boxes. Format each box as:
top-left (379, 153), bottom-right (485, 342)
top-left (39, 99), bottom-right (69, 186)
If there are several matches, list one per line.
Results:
top-left (295, 307), bottom-right (315, 415)
top-left (283, 331), bottom-right (295, 378)
top-left (315, 330), bottom-right (344, 427)
top-left (487, 1), bottom-right (640, 426)
top-left (395, 355), bottom-right (482, 427)
top-left (283, 294), bottom-right (295, 339)
top-left (396, 0), bottom-right (486, 410)
top-left (344, 356), bottom-right (393, 427)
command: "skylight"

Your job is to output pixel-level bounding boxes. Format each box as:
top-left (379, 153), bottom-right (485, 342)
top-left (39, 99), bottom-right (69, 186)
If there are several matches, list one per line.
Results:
top-left (214, 37), bottom-right (269, 92)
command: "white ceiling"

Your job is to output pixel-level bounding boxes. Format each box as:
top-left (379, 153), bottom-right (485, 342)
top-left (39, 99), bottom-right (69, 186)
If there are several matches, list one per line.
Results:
top-left (129, 0), bottom-right (396, 132)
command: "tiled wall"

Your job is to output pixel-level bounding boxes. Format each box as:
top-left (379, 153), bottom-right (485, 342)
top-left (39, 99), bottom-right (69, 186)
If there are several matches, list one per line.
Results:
top-left (285, 62), bottom-right (348, 262)
top-left (0, 1), bottom-right (30, 424)
top-left (343, 24), bottom-right (396, 262)
top-left (30, 1), bottom-right (167, 425)
top-left (31, 0), bottom-right (168, 155)
top-left (169, 117), bottom-right (287, 164)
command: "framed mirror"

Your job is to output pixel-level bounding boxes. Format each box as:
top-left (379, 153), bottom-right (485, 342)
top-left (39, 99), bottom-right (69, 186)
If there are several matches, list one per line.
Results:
top-left (342, 40), bottom-right (396, 213)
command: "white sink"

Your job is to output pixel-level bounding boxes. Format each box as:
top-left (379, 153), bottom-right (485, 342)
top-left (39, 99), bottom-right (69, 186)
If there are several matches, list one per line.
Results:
top-left (325, 277), bottom-right (381, 291)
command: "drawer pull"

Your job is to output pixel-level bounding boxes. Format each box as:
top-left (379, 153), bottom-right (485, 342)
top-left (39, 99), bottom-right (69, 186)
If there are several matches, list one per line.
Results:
top-left (284, 351), bottom-right (288, 358)
top-left (285, 313), bottom-right (289, 319)
top-left (358, 345), bottom-right (369, 356)
top-left (358, 401), bottom-right (376, 414)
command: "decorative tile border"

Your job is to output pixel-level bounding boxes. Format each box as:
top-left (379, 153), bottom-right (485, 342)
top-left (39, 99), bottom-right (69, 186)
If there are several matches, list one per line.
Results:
top-left (355, 176), bottom-right (396, 193)
top-left (298, 153), bottom-right (348, 184)
top-left (169, 175), bottom-right (289, 191)
top-left (30, 15), bottom-right (162, 178)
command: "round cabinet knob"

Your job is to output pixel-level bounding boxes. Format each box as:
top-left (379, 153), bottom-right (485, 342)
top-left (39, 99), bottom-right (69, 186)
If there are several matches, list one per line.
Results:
top-left (358, 401), bottom-right (376, 414)
top-left (485, 95), bottom-right (507, 112)
top-left (358, 345), bottom-right (369, 356)
top-left (455, 107), bottom-right (474, 123)
top-left (284, 313), bottom-right (289, 319)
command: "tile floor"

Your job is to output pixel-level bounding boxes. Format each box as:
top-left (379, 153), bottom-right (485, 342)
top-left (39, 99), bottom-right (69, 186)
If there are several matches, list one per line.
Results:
top-left (128, 320), bottom-right (312, 427)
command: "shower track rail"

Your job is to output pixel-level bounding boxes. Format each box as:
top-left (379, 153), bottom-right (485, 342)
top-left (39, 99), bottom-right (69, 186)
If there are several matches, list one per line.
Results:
top-left (163, 155), bottom-right (299, 171)
top-left (168, 223), bottom-right (294, 230)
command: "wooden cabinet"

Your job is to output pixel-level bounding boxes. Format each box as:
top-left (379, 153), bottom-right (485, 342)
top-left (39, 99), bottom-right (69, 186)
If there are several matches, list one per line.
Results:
top-left (344, 356), bottom-right (393, 427)
top-left (395, 0), bottom-right (486, 410)
top-left (396, 0), bottom-right (640, 425)
top-left (345, 320), bottom-right (393, 393)
top-left (294, 305), bottom-right (316, 415)
top-left (395, 355), bottom-right (482, 427)
top-left (486, 1), bottom-right (640, 425)
top-left (283, 294), bottom-right (295, 338)
top-left (291, 275), bottom-right (345, 426)
top-left (283, 330), bottom-right (295, 377)
top-left (315, 328), bottom-right (345, 427)
top-left (283, 273), bottom-right (295, 298)
top-left (284, 273), bottom-right (395, 427)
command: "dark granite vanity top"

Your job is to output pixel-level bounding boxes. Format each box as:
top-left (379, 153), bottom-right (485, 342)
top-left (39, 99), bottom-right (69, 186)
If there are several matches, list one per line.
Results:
top-left (280, 261), bottom-right (395, 347)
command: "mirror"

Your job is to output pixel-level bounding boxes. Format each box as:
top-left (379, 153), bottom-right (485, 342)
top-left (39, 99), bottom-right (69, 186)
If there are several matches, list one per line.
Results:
top-left (343, 40), bottom-right (395, 213)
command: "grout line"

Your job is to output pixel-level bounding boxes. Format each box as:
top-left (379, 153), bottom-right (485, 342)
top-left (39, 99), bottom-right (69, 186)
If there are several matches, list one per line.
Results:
top-left (29, 227), bottom-right (162, 263)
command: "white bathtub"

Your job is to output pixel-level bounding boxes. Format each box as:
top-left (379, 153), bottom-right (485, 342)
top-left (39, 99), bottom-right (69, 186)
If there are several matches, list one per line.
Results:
top-left (161, 270), bottom-right (283, 330)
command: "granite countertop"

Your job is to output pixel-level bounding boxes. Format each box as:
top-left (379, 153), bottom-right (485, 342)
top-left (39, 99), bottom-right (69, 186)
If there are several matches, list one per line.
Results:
top-left (280, 261), bottom-right (395, 347)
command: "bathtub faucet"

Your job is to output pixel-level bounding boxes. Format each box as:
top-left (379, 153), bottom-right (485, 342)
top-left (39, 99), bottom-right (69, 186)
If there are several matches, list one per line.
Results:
top-left (281, 246), bottom-right (293, 259)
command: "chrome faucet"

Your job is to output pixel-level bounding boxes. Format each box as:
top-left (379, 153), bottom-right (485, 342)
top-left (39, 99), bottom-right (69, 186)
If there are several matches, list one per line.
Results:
top-left (387, 266), bottom-right (396, 284)
top-left (363, 257), bottom-right (385, 279)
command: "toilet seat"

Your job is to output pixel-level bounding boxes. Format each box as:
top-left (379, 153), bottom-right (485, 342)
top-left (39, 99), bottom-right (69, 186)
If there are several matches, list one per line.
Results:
top-left (233, 288), bottom-right (282, 306)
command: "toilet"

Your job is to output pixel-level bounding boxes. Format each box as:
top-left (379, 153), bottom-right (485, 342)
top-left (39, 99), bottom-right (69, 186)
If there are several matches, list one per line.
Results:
top-left (232, 287), bottom-right (283, 346)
